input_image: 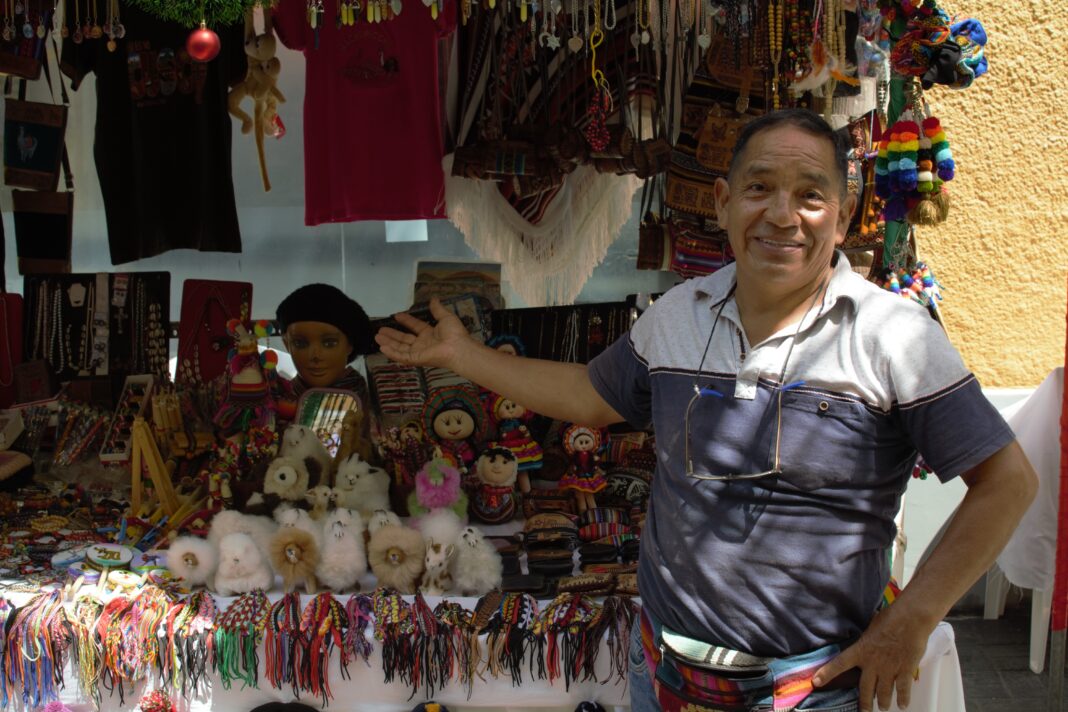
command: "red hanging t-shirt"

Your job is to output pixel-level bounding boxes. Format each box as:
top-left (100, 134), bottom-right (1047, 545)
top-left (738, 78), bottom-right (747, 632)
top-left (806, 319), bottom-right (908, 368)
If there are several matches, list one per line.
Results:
top-left (273, 0), bottom-right (455, 225)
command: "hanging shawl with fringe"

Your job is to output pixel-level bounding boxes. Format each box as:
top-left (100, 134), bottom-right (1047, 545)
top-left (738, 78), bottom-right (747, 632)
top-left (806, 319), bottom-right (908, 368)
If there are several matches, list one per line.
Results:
top-left (446, 6), bottom-right (660, 305)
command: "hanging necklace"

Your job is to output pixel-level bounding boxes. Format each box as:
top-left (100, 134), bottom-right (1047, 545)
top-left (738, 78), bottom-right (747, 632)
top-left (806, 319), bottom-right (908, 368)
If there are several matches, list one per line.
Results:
top-left (602, 0), bottom-right (615, 30)
top-left (3, 0), bottom-right (13, 42)
top-left (20, 0), bottom-right (31, 37)
top-left (768, 0), bottom-right (783, 109)
top-left (89, 0), bottom-right (101, 38)
top-left (50, 284), bottom-right (66, 374)
top-left (35, 0), bottom-right (45, 37)
top-left (567, 0), bottom-right (581, 52)
top-left (697, 0), bottom-right (710, 49)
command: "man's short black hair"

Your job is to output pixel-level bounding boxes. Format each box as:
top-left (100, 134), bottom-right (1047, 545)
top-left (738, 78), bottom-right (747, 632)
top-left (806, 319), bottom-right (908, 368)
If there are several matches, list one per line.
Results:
top-left (727, 108), bottom-right (851, 197)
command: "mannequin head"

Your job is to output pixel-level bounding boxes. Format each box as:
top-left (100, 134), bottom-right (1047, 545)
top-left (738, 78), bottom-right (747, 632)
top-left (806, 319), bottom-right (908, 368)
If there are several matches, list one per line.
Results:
top-left (276, 284), bottom-right (373, 388)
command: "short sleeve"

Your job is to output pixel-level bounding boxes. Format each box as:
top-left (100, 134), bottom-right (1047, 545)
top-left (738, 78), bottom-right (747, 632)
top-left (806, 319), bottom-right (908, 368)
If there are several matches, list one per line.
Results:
top-left (587, 321), bottom-right (653, 430)
top-left (889, 308), bottom-right (1015, 481)
top-left (271, 0), bottom-right (309, 52)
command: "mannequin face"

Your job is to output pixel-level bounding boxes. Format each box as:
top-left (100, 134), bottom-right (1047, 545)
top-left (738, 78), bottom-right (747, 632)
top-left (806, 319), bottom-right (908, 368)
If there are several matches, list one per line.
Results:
top-left (478, 452), bottom-right (517, 486)
top-left (284, 321), bottom-right (352, 388)
top-left (433, 408), bottom-right (475, 442)
top-left (496, 399), bottom-right (526, 420)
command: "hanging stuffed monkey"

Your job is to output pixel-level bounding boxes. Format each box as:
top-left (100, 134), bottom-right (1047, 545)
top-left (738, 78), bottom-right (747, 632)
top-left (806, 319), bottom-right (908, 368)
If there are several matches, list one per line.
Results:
top-left (228, 4), bottom-right (286, 191)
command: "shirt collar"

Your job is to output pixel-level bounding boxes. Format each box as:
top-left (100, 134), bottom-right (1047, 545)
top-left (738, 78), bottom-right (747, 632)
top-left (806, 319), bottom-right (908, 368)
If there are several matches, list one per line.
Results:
top-left (694, 250), bottom-right (861, 311)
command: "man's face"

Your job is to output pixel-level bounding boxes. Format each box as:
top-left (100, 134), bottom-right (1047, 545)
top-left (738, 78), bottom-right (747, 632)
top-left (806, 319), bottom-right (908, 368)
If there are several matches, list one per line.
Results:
top-left (714, 125), bottom-right (855, 295)
top-left (433, 409), bottom-right (475, 441)
top-left (284, 321), bottom-right (352, 388)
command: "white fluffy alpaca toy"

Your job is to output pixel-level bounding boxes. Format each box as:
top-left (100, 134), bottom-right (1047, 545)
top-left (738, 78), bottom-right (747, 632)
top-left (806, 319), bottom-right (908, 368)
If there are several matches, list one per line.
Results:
top-left (214, 532), bottom-right (274, 596)
top-left (275, 504), bottom-right (324, 548)
top-left (452, 526), bottom-right (502, 596)
top-left (280, 424), bottom-right (332, 484)
top-left (416, 508), bottom-right (464, 550)
top-left (367, 509), bottom-right (401, 535)
top-left (208, 510), bottom-right (278, 559)
top-left (317, 507), bottom-right (367, 592)
top-left (333, 453), bottom-right (391, 519)
top-left (304, 484), bottom-right (337, 521)
top-left (166, 536), bottom-right (218, 589)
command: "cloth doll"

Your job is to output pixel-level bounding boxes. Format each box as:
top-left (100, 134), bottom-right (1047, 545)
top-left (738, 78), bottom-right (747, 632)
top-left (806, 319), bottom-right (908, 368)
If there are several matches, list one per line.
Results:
top-left (421, 385), bottom-right (487, 482)
top-left (560, 424), bottom-right (607, 513)
top-left (378, 419), bottom-right (435, 515)
top-left (485, 393), bottom-right (541, 493)
top-left (470, 445), bottom-right (519, 525)
top-left (213, 319), bottom-right (280, 445)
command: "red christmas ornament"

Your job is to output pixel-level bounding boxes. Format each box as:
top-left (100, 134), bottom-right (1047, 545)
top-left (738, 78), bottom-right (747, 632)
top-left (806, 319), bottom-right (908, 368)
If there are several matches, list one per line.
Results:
top-left (186, 21), bottom-right (221, 63)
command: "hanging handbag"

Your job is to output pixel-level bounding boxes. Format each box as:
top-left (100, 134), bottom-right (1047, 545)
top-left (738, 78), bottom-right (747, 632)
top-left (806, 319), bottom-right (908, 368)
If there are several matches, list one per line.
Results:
top-left (8, 43), bottom-right (74, 275)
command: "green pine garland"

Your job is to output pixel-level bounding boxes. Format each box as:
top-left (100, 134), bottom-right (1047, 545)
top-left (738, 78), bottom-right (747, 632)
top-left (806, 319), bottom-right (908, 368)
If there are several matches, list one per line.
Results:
top-left (122, 0), bottom-right (263, 28)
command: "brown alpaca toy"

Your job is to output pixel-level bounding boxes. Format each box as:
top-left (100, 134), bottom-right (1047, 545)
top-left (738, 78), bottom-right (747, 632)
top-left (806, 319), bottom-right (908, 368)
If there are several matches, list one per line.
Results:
top-left (270, 527), bottom-right (320, 594)
top-left (367, 524), bottom-right (425, 594)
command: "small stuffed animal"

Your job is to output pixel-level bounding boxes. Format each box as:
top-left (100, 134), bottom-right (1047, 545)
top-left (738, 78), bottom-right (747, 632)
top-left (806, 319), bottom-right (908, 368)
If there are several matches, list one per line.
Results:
top-left (269, 527), bottom-right (320, 594)
top-left (452, 526), bottom-right (502, 596)
top-left (317, 508), bottom-right (367, 592)
top-left (304, 484), bottom-right (337, 521)
top-left (420, 538), bottom-right (455, 595)
top-left (214, 532), bottom-right (274, 596)
top-left (259, 455), bottom-right (312, 501)
top-left (367, 509), bottom-right (401, 535)
top-left (280, 424), bottom-right (331, 485)
top-left (166, 536), bottom-right (218, 589)
top-left (207, 510), bottom-right (278, 557)
top-left (368, 524), bottom-right (425, 594)
top-left (334, 453), bottom-right (391, 519)
top-left (334, 408), bottom-right (373, 470)
top-left (227, 5), bottom-right (286, 192)
top-left (408, 457), bottom-right (468, 521)
top-left (415, 508), bottom-right (464, 551)
top-left (275, 505), bottom-right (323, 549)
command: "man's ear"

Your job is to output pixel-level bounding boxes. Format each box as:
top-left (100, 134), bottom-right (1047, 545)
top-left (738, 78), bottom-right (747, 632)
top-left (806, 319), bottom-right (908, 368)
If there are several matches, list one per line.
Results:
top-left (713, 177), bottom-right (731, 231)
top-left (835, 192), bottom-right (859, 245)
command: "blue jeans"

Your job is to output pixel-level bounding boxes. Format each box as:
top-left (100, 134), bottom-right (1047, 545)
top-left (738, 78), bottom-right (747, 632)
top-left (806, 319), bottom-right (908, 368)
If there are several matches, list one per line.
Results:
top-left (627, 613), bottom-right (660, 712)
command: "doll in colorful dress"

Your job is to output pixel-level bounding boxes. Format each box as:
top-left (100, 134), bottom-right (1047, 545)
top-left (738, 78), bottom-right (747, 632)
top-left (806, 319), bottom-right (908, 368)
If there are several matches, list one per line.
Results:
top-left (213, 319), bottom-right (280, 445)
top-left (470, 445), bottom-right (519, 524)
top-left (560, 424), bottom-right (607, 513)
top-left (421, 385), bottom-right (487, 486)
top-left (486, 394), bottom-right (540, 494)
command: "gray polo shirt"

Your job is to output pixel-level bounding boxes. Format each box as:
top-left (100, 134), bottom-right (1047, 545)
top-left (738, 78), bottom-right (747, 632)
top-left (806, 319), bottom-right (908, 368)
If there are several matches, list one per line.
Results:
top-left (588, 253), bottom-right (1014, 657)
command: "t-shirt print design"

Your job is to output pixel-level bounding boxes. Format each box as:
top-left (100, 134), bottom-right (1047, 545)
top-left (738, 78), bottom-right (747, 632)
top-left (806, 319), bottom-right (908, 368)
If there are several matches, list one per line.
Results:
top-left (126, 43), bottom-right (207, 106)
top-left (338, 25), bottom-right (399, 87)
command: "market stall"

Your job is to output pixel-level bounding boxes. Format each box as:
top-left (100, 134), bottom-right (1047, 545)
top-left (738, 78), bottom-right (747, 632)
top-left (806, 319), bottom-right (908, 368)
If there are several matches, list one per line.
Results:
top-left (0, 0), bottom-right (996, 709)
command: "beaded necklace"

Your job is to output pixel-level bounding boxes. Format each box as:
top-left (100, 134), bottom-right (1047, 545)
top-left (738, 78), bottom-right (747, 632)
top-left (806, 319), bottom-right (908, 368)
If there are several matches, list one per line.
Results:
top-left (768, 0), bottom-right (783, 109)
top-left (0, 295), bottom-right (14, 387)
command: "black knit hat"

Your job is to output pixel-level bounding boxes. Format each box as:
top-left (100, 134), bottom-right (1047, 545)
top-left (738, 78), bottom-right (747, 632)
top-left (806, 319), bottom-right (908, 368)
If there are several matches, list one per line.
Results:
top-left (276, 283), bottom-right (374, 361)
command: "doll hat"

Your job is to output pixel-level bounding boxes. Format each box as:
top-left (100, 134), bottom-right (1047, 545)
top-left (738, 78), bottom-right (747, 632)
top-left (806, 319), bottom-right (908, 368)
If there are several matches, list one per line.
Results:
top-left (421, 384), bottom-right (487, 442)
top-left (276, 283), bottom-right (374, 360)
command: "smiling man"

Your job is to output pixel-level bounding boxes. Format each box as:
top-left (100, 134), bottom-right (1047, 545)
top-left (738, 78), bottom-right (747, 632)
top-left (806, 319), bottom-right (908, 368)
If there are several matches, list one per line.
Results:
top-left (375, 109), bottom-right (1037, 712)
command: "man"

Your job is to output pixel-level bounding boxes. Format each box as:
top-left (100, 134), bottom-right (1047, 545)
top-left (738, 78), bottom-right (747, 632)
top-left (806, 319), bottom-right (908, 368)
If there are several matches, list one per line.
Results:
top-left (376, 109), bottom-right (1037, 712)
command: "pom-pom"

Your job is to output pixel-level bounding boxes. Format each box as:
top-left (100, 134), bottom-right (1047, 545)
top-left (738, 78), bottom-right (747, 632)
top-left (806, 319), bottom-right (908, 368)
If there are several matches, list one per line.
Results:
top-left (42, 703), bottom-right (73, 712)
top-left (883, 196), bottom-right (909, 221)
top-left (261, 350), bottom-right (278, 370)
top-left (253, 320), bottom-right (270, 339)
top-left (139, 689), bottom-right (177, 712)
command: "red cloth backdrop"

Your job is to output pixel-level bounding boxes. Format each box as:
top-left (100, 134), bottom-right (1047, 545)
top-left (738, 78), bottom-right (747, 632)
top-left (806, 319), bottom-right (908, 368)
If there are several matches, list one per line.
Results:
top-left (1051, 273), bottom-right (1068, 631)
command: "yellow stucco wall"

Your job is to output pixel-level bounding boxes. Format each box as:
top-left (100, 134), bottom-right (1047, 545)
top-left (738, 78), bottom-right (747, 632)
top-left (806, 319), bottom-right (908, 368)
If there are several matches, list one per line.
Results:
top-left (915, 0), bottom-right (1067, 387)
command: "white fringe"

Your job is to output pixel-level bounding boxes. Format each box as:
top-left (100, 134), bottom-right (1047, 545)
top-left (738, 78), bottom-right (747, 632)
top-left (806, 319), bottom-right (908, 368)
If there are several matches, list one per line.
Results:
top-left (443, 154), bottom-right (641, 307)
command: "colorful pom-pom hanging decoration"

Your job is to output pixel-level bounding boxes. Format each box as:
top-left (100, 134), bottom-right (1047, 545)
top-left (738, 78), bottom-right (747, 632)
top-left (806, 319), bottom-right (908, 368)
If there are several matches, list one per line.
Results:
top-left (880, 262), bottom-right (943, 313)
top-left (875, 108), bottom-right (955, 226)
